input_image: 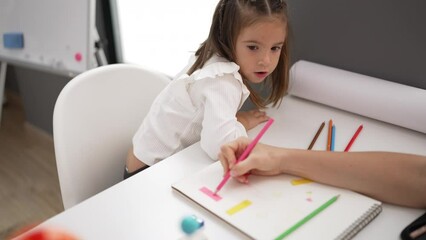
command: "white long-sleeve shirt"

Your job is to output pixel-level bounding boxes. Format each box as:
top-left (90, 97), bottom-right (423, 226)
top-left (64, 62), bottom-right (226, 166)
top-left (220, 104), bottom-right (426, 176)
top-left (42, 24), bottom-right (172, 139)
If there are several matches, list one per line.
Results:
top-left (132, 55), bottom-right (250, 166)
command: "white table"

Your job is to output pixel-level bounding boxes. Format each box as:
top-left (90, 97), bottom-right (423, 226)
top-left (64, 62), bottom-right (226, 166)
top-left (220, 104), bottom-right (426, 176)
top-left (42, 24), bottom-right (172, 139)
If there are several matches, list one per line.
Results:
top-left (22, 96), bottom-right (426, 239)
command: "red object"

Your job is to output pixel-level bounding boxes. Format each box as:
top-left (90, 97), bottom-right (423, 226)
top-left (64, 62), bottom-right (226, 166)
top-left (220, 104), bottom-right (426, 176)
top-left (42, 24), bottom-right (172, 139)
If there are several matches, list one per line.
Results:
top-left (9, 227), bottom-right (78, 240)
top-left (74, 53), bottom-right (82, 62)
top-left (344, 125), bottom-right (363, 152)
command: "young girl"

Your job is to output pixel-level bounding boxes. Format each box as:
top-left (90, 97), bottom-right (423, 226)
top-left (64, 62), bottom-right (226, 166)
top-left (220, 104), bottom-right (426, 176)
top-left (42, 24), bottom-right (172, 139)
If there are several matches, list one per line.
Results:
top-left (125, 0), bottom-right (290, 178)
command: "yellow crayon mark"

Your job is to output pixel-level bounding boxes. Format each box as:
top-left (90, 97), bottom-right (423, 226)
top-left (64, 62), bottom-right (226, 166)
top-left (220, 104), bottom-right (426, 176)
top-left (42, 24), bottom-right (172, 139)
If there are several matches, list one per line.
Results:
top-left (226, 200), bottom-right (252, 215)
top-left (291, 178), bottom-right (313, 186)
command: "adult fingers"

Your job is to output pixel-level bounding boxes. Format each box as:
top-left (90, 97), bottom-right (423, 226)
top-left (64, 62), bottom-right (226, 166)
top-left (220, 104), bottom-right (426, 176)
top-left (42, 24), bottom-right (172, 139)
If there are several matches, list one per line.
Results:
top-left (230, 157), bottom-right (254, 177)
top-left (218, 152), bottom-right (229, 176)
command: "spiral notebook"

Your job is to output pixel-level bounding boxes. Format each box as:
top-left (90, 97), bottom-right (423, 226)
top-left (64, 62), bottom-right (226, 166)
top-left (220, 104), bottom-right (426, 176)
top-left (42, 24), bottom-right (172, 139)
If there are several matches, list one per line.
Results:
top-left (172, 161), bottom-right (382, 240)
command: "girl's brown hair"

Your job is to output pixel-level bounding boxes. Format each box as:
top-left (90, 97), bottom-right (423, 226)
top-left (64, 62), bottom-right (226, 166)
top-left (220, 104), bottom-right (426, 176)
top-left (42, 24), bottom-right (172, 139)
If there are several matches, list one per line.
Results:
top-left (188, 0), bottom-right (290, 108)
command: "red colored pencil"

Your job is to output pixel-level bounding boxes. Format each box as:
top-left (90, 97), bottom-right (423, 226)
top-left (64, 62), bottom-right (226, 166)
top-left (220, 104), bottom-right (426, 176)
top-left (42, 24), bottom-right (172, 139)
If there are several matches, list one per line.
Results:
top-left (344, 125), bottom-right (363, 152)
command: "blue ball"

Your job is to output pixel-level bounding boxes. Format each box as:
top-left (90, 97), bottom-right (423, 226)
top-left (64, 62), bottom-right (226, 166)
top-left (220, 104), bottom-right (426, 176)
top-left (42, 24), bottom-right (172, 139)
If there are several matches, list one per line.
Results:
top-left (181, 215), bottom-right (204, 235)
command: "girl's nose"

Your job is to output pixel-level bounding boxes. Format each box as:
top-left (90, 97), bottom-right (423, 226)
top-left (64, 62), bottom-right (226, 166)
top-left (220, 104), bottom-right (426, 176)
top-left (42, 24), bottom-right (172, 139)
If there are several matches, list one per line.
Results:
top-left (258, 52), bottom-right (271, 66)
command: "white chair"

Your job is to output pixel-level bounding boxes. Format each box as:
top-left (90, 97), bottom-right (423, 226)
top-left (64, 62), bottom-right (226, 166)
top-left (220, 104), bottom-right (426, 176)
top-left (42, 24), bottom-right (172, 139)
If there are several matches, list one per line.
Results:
top-left (53, 64), bottom-right (170, 209)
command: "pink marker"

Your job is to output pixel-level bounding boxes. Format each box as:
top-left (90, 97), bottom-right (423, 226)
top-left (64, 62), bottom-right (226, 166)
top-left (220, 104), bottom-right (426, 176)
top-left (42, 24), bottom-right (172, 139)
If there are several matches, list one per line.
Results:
top-left (214, 118), bottom-right (275, 195)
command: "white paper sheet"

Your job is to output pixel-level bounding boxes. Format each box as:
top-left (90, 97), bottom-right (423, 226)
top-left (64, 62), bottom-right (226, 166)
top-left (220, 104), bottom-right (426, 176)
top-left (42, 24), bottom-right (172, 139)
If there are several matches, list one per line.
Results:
top-left (173, 161), bottom-right (382, 240)
top-left (289, 60), bottom-right (426, 133)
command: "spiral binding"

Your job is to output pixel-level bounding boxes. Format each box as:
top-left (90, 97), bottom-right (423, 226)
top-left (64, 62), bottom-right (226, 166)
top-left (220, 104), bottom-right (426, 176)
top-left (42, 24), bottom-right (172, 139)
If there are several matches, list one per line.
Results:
top-left (335, 204), bottom-right (382, 240)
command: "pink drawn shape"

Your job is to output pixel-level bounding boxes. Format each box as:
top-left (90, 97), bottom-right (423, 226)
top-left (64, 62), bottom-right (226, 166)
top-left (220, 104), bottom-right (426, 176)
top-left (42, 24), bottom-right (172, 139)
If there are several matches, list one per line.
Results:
top-left (200, 187), bottom-right (222, 201)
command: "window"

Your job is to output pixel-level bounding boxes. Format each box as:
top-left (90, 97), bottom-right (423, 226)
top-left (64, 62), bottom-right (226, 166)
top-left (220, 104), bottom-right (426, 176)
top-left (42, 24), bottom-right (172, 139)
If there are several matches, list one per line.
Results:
top-left (112, 0), bottom-right (218, 77)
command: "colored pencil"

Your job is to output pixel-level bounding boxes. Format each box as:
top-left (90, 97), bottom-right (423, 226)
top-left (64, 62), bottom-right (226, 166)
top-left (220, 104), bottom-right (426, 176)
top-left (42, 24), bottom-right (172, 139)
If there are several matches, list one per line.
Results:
top-left (327, 119), bottom-right (333, 151)
top-left (308, 121), bottom-right (325, 150)
top-left (330, 125), bottom-right (336, 151)
top-left (214, 118), bottom-right (275, 195)
top-left (344, 124), bottom-right (363, 152)
top-left (275, 195), bottom-right (340, 240)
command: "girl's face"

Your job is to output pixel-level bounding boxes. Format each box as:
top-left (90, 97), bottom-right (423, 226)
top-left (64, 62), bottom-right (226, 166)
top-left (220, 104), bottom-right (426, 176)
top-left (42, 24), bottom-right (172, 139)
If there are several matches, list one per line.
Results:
top-left (235, 18), bottom-right (286, 84)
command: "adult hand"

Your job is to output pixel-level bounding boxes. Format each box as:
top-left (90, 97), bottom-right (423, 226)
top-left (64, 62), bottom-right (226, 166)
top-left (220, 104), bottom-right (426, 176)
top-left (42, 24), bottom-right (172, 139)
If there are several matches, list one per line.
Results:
top-left (218, 137), bottom-right (284, 183)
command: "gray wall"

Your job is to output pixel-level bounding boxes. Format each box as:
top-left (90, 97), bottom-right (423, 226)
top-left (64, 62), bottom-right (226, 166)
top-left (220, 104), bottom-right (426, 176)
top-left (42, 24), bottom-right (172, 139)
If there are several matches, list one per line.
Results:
top-left (287, 0), bottom-right (426, 89)
top-left (5, 66), bottom-right (71, 135)
top-left (14, 67), bottom-right (70, 133)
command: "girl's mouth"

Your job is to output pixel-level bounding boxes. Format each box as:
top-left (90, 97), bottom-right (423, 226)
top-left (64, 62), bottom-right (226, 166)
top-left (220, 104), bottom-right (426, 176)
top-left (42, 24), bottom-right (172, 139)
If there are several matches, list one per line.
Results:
top-left (255, 71), bottom-right (268, 79)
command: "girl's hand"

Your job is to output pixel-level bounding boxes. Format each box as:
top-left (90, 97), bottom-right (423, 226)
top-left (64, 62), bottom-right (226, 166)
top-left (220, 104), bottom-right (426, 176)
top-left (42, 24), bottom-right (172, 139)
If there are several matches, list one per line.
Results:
top-left (236, 109), bottom-right (269, 130)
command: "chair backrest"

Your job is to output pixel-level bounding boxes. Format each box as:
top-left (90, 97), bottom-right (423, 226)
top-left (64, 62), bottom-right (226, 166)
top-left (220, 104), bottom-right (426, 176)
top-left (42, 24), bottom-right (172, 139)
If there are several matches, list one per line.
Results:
top-left (53, 64), bottom-right (170, 209)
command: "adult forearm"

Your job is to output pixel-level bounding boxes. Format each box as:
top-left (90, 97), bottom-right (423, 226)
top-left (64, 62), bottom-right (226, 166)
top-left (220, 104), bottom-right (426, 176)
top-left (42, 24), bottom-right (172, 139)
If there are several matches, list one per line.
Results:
top-left (281, 149), bottom-right (426, 208)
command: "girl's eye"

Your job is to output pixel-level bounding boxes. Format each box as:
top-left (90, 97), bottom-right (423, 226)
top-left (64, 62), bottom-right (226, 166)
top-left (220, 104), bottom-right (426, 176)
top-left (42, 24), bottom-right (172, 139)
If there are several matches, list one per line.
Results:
top-left (271, 46), bottom-right (282, 52)
top-left (247, 45), bottom-right (258, 51)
